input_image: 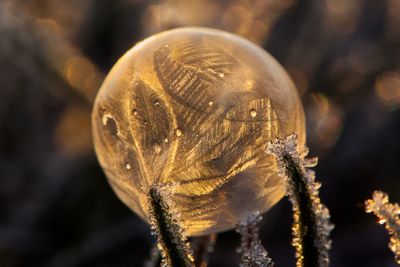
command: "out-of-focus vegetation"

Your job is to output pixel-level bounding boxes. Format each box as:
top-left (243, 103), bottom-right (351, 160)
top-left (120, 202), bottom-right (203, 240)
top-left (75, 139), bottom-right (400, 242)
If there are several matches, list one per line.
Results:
top-left (0, 0), bottom-right (399, 266)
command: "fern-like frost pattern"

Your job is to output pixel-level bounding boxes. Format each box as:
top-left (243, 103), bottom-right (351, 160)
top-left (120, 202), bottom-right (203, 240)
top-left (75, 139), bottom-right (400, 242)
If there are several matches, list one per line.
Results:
top-left (92, 28), bottom-right (306, 236)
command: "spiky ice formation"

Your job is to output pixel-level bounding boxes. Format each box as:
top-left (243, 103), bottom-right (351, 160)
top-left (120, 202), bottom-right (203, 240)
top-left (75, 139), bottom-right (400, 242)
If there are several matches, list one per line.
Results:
top-left (236, 211), bottom-right (274, 267)
top-left (148, 184), bottom-right (194, 267)
top-left (266, 134), bottom-right (334, 267)
top-left (365, 191), bottom-right (400, 264)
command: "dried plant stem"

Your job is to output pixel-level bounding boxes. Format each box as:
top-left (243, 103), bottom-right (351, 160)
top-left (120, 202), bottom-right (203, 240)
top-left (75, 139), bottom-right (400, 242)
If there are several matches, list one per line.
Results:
top-left (267, 135), bottom-right (333, 267)
top-left (148, 185), bottom-right (195, 267)
top-left (191, 234), bottom-right (217, 267)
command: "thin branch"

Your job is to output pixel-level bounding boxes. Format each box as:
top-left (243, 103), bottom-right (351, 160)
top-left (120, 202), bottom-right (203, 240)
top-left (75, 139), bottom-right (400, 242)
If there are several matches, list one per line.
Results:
top-left (148, 185), bottom-right (195, 267)
top-left (266, 134), bottom-right (333, 267)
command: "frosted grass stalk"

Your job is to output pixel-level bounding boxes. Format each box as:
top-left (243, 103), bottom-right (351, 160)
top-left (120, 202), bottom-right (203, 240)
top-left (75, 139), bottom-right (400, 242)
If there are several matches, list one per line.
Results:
top-left (148, 184), bottom-right (194, 267)
top-left (266, 134), bottom-right (333, 267)
top-left (365, 191), bottom-right (400, 264)
top-left (191, 234), bottom-right (216, 267)
top-left (236, 211), bottom-right (274, 267)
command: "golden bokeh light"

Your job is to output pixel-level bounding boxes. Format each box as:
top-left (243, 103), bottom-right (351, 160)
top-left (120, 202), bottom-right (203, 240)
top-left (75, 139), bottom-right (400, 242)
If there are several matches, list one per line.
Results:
top-left (55, 106), bottom-right (93, 156)
top-left (325, 0), bottom-right (362, 36)
top-left (141, 0), bottom-right (296, 45)
top-left (375, 71), bottom-right (400, 108)
top-left (310, 93), bottom-right (343, 148)
top-left (317, 116), bottom-right (342, 148)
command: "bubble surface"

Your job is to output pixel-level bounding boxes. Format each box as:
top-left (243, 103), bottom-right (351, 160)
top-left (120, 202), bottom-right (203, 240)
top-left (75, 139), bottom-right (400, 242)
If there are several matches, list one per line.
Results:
top-left (92, 27), bottom-right (305, 236)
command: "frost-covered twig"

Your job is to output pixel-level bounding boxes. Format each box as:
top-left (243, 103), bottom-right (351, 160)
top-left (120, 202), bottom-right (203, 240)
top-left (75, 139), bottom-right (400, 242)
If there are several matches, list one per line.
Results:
top-left (191, 234), bottom-right (216, 267)
top-left (365, 191), bottom-right (400, 264)
top-left (236, 211), bottom-right (274, 267)
top-left (148, 185), bottom-right (195, 267)
top-left (266, 134), bottom-right (333, 267)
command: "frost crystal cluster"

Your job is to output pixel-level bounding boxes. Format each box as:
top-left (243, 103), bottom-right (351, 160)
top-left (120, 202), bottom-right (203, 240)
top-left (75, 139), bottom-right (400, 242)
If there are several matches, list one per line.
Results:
top-left (92, 27), bottom-right (306, 236)
top-left (236, 211), bottom-right (274, 267)
top-left (266, 134), bottom-right (334, 267)
top-left (365, 191), bottom-right (400, 264)
top-left (148, 184), bottom-right (194, 267)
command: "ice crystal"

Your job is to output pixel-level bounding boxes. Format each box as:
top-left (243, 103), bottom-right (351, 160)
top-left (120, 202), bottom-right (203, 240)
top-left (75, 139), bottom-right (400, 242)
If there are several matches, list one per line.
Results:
top-left (236, 211), bottom-right (274, 267)
top-left (148, 184), bottom-right (194, 267)
top-left (266, 134), bottom-right (334, 267)
top-left (92, 27), bottom-right (306, 236)
top-left (365, 191), bottom-right (400, 264)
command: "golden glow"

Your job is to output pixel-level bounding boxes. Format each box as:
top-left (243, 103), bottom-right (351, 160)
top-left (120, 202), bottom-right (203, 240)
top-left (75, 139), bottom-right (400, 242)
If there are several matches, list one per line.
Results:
top-left (141, 0), bottom-right (296, 45)
top-left (325, 0), bottom-right (362, 36)
top-left (64, 56), bottom-right (102, 101)
top-left (288, 68), bottom-right (308, 96)
top-left (375, 71), bottom-right (400, 108)
top-left (317, 116), bottom-right (342, 147)
top-left (310, 93), bottom-right (343, 148)
top-left (35, 18), bottom-right (61, 32)
top-left (312, 93), bottom-right (330, 116)
top-left (55, 106), bottom-right (92, 155)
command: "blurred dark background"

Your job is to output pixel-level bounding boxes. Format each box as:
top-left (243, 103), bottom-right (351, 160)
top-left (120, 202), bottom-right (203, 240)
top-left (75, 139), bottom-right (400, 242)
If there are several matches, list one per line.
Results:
top-left (0, 0), bottom-right (399, 266)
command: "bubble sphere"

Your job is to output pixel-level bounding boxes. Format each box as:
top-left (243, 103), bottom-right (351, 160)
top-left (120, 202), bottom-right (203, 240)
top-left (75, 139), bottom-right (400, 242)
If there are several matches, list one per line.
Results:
top-left (92, 27), bottom-right (305, 236)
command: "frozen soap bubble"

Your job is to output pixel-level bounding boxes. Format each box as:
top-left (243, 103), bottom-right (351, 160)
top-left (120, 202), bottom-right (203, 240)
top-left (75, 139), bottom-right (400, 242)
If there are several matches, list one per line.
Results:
top-left (92, 27), bottom-right (305, 236)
